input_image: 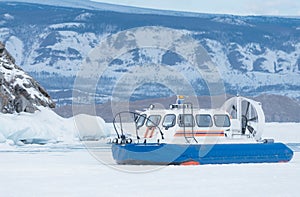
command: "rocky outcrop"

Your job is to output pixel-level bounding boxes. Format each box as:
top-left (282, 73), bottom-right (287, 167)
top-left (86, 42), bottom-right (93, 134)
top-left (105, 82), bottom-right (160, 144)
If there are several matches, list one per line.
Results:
top-left (0, 41), bottom-right (55, 113)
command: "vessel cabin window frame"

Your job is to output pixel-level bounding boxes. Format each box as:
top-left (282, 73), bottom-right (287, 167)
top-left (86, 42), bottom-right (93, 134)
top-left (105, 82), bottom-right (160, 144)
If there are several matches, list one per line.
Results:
top-left (214, 114), bottom-right (231, 127)
top-left (162, 114), bottom-right (176, 129)
top-left (178, 114), bottom-right (195, 127)
top-left (136, 114), bottom-right (147, 128)
top-left (196, 114), bottom-right (213, 127)
top-left (146, 115), bottom-right (162, 127)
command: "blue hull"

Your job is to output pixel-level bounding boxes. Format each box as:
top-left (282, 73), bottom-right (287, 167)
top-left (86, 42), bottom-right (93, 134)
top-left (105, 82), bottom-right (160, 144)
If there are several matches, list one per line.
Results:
top-left (112, 143), bottom-right (294, 165)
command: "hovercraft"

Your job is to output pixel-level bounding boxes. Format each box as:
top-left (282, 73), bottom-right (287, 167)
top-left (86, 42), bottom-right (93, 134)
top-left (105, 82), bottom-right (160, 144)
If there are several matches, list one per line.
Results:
top-left (111, 96), bottom-right (293, 165)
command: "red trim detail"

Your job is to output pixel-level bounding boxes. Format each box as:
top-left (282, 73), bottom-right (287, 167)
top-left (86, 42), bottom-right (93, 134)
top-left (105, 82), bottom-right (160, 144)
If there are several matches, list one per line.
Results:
top-left (180, 161), bottom-right (200, 165)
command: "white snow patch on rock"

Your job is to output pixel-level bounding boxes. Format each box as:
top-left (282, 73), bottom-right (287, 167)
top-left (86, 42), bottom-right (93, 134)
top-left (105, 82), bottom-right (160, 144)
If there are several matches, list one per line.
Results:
top-left (49, 23), bottom-right (85, 30)
top-left (3, 13), bottom-right (14, 20)
top-left (75, 12), bottom-right (93, 21)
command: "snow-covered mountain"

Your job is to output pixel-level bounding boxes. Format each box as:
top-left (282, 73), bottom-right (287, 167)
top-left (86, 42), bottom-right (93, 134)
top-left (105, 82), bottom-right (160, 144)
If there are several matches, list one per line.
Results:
top-left (0, 1), bottom-right (300, 106)
top-left (0, 41), bottom-right (55, 113)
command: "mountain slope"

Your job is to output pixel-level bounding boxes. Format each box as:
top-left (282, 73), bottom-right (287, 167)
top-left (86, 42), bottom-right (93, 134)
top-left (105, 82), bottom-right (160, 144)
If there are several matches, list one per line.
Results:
top-left (0, 41), bottom-right (55, 113)
top-left (0, 1), bottom-right (299, 108)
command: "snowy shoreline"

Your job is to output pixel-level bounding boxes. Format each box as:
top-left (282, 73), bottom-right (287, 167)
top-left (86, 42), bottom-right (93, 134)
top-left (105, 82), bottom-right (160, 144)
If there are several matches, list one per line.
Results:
top-left (1, 107), bottom-right (300, 148)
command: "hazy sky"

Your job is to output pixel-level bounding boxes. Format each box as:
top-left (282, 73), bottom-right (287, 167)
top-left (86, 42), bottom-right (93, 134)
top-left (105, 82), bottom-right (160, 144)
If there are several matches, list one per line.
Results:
top-left (92, 0), bottom-right (300, 16)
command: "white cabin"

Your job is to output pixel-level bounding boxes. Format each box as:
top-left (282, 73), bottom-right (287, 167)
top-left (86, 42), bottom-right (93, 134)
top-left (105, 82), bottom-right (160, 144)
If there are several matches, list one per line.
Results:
top-left (112, 96), bottom-right (265, 144)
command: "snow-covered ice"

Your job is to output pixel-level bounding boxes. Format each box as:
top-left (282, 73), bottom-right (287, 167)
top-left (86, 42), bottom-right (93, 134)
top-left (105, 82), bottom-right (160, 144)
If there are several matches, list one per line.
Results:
top-left (0, 149), bottom-right (299, 196)
top-left (0, 107), bottom-right (110, 145)
top-left (0, 108), bottom-right (300, 196)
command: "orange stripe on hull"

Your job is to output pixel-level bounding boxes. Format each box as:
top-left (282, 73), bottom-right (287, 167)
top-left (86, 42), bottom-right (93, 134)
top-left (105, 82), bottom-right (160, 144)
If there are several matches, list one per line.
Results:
top-left (176, 130), bottom-right (224, 133)
top-left (175, 130), bottom-right (224, 137)
top-left (174, 133), bottom-right (224, 137)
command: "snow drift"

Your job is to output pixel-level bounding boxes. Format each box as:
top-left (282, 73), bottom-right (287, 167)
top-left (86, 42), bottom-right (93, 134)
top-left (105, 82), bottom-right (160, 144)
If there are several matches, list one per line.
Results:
top-left (0, 107), bottom-right (110, 145)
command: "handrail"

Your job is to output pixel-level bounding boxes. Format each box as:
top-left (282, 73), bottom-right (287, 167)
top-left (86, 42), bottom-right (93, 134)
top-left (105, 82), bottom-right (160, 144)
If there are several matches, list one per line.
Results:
top-left (112, 111), bottom-right (164, 143)
top-left (182, 103), bottom-right (197, 143)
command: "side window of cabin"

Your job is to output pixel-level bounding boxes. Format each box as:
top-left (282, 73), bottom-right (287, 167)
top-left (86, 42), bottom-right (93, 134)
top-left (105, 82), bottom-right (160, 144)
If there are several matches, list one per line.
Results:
top-left (178, 114), bottom-right (194, 127)
top-left (214, 115), bottom-right (231, 127)
top-left (196, 114), bottom-right (212, 127)
top-left (146, 115), bottom-right (161, 127)
top-left (136, 114), bottom-right (146, 128)
top-left (162, 114), bottom-right (176, 128)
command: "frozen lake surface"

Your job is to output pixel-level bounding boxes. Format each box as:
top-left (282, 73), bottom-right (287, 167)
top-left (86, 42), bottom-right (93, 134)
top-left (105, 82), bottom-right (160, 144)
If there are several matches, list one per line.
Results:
top-left (0, 143), bottom-right (299, 197)
top-left (1, 122), bottom-right (300, 196)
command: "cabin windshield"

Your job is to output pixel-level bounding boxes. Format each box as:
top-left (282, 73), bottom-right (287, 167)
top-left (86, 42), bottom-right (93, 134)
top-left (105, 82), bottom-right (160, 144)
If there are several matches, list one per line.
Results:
top-left (136, 114), bottom-right (146, 128)
top-left (214, 114), bottom-right (231, 127)
top-left (146, 115), bottom-right (161, 127)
